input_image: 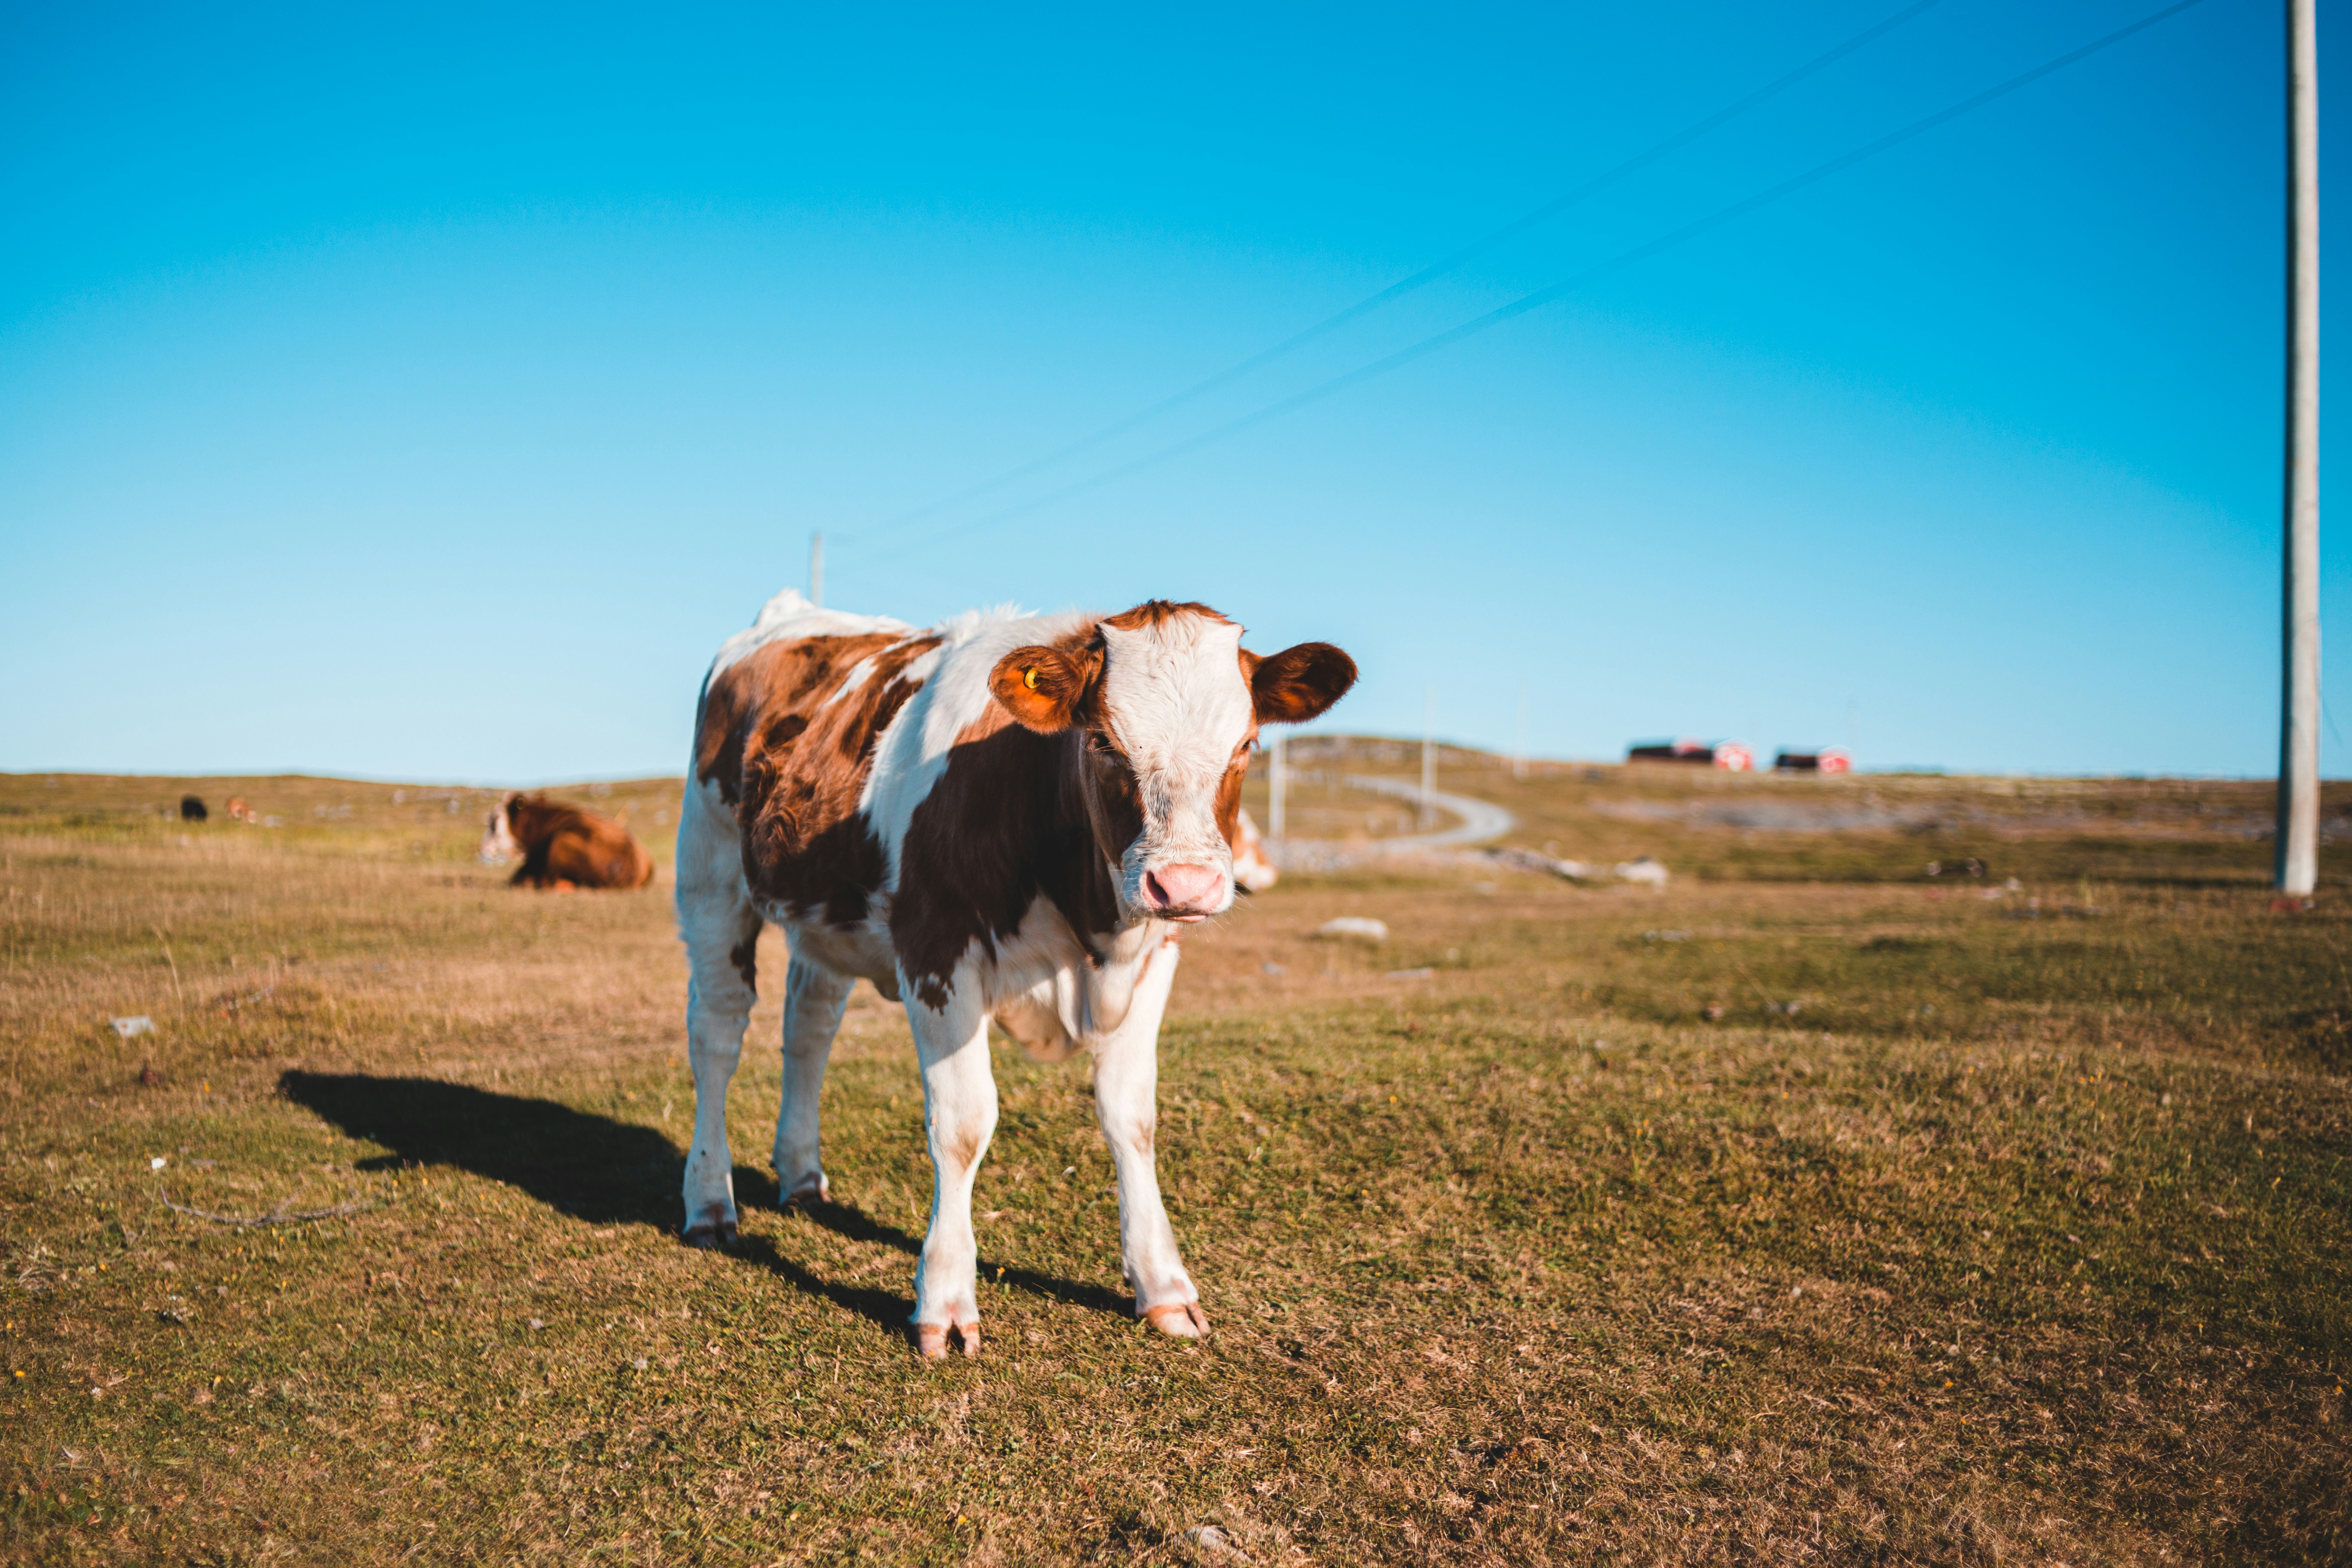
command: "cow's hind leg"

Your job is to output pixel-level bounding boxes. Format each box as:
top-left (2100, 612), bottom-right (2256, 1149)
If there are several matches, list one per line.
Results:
top-left (774, 955), bottom-right (853, 1206)
top-left (677, 793), bottom-right (761, 1248)
top-left (1093, 938), bottom-right (1206, 1338)
top-left (906, 983), bottom-right (997, 1358)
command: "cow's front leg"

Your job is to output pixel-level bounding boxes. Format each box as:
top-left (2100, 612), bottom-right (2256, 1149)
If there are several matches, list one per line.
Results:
top-left (774, 956), bottom-right (853, 1206)
top-left (1092, 937), bottom-right (1205, 1338)
top-left (906, 983), bottom-right (997, 1358)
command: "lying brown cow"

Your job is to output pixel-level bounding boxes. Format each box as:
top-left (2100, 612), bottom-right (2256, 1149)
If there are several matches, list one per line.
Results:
top-left (481, 793), bottom-right (655, 890)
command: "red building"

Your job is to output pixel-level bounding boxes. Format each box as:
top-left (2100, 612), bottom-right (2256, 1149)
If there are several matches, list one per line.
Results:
top-left (1628, 738), bottom-right (1754, 772)
top-left (1773, 748), bottom-right (1852, 775)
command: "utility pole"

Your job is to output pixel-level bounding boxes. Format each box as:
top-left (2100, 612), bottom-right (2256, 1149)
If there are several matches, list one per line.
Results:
top-left (1268, 734), bottom-right (1286, 839)
top-left (1421, 684), bottom-right (1437, 829)
top-left (809, 531), bottom-right (826, 609)
top-left (2279, 0), bottom-right (2321, 897)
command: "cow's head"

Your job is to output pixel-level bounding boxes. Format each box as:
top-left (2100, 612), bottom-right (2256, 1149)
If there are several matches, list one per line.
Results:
top-left (989, 601), bottom-right (1354, 922)
top-left (479, 794), bottom-right (522, 866)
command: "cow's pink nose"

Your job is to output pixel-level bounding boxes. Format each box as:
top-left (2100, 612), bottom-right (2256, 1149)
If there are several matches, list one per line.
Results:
top-left (1143, 864), bottom-right (1225, 913)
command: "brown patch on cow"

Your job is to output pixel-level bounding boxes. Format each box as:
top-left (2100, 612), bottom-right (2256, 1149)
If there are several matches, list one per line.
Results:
top-left (1245, 641), bottom-right (1357, 724)
top-left (1102, 600), bottom-right (1232, 631)
top-left (728, 922), bottom-right (761, 994)
top-left (499, 794), bottom-right (657, 891)
top-left (692, 674), bottom-right (748, 810)
top-left (1214, 744), bottom-right (1253, 847)
top-left (937, 1114), bottom-right (988, 1172)
top-left (1082, 738), bottom-right (1147, 875)
top-left (696, 634), bottom-right (899, 806)
top-left (894, 718), bottom-right (1127, 1011)
top-left (694, 632), bottom-right (942, 928)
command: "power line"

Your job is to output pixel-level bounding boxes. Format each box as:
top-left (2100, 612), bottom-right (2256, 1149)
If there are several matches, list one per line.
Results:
top-left (849, 0), bottom-right (1947, 543)
top-left (891, 0), bottom-right (2209, 556)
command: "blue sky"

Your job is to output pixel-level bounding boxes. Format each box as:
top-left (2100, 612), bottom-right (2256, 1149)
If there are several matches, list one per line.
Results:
top-left (1, 0), bottom-right (2341, 779)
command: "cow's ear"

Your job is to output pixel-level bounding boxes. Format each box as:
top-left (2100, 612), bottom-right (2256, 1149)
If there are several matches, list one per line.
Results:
top-left (1247, 642), bottom-right (1357, 724)
top-left (990, 645), bottom-right (1099, 733)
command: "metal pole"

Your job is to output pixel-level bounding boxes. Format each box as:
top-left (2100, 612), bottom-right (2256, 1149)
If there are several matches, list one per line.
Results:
top-left (2279, 0), bottom-right (2321, 897)
top-left (809, 531), bottom-right (826, 609)
top-left (1421, 684), bottom-right (1437, 829)
top-left (1269, 734), bottom-right (1286, 839)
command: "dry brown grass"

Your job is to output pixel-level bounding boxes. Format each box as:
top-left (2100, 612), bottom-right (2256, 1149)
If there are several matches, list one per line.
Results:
top-left (2, 762), bottom-right (2347, 1565)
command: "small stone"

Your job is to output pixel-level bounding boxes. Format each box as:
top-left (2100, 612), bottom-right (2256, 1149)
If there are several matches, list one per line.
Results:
top-left (1186, 1523), bottom-right (1247, 1559)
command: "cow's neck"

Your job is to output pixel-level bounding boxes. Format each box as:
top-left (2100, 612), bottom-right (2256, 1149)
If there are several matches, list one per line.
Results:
top-left (1043, 732), bottom-right (1170, 1034)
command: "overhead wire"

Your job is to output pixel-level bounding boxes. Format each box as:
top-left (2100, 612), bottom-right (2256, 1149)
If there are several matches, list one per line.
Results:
top-left (889, 0), bottom-right (2209, 557)
top-left (849, 0), bottom-right (1948, 542)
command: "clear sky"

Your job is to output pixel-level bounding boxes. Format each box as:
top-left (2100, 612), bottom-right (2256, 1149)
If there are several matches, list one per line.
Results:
top-left (2, 0), bottom-right (2342, 780)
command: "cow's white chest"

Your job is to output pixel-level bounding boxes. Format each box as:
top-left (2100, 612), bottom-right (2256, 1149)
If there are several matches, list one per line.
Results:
top-left (962, 896), bottom-right (1162, 1047)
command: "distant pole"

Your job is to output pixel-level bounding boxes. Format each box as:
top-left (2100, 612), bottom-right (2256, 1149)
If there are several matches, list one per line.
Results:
top-left (1421, 684), bottom-right (1437, 828)
top-left (2279, 0), bottom-right (2321, 897)
top-left (1514, 683), bottom-right (1529, 780)
top-left (809, 531), bottom-right (827, 609)
top-left (1269, 734), bottom-right (1286, 839)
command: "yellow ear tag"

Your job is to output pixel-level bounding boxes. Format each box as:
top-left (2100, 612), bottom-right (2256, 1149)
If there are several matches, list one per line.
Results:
top-left (1023, 667), bottom-right (1040, 691)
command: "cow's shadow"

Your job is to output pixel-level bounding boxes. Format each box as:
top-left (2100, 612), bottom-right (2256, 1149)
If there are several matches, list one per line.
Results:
top-left (278, 1072), bottom-right (1129, 1333)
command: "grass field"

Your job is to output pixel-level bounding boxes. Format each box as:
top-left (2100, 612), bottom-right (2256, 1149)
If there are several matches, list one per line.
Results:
top-left (3, 758), bottom-right (2349, 1565)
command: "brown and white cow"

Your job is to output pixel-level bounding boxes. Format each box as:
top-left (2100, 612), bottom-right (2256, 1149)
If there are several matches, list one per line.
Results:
top-left (677, 589), bottom-right (1354, 1357)
top-left (482, 793), bottom-right (657, 891)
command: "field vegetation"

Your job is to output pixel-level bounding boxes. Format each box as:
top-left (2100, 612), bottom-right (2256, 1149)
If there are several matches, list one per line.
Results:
top-left (2, 758), bottom-right (2348, 1564)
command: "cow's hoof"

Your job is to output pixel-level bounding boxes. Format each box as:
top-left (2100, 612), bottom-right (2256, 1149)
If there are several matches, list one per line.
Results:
top-left (681, 1219), bottom-right (737, 1250)
top-left (1142, 1302), bottom-right (1210, 1339)
top-left (781, 1172), bottom-right (830, 1209)
top-left (914, 1320), bottom-right (980, 1360)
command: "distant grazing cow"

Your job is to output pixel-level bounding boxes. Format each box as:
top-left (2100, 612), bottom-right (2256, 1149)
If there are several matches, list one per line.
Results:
top-left (1231, 807), bottom-right (1278, 892)
top-left (481, 794), bottom-right (655, 891)
top-left (679, 590), bottom-right (1355, 1356)
top-left (224, 797), bottom-right (258, 823)
top-left (179, 795), bottom-right (208, 822)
